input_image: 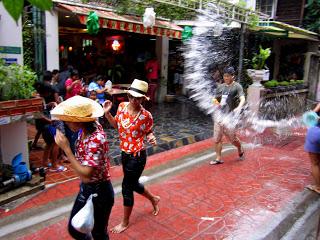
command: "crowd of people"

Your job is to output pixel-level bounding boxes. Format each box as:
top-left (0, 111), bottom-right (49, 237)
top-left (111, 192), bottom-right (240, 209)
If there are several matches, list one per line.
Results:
top-left (32, 67), bottom-right (116, 172)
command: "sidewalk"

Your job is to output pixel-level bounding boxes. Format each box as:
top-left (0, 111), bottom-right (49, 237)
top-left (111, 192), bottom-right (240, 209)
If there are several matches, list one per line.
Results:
top-left (1, 127), bottom-right (319, 240)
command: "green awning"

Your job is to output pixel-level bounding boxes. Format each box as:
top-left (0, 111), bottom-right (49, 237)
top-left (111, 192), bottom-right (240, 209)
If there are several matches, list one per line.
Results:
top-left (250, 21), bottom-right (319, 41)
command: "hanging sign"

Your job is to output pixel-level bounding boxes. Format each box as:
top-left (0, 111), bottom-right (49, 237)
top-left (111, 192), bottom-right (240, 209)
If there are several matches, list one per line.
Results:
top-left (0, 46), bottom-right (21, 54)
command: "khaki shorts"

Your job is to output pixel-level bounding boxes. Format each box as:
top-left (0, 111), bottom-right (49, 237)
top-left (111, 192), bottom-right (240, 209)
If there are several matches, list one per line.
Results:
top-left (213, 121), bottom-right (237, 142)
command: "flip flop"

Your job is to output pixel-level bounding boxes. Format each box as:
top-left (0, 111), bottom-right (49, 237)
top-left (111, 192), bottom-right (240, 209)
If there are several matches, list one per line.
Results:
top-left (305, 185), bottom-right (320, 194)
top-left (49, 166), bottom-right (67, 172)
top-left (209, 159), bottom-right (224, 165)
top-left (238, 152), bottom-right (245, 161)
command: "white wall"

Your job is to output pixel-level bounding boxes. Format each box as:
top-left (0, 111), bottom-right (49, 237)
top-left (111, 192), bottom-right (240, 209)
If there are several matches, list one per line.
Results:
top-left (0, 122), bottom-right (29, 167)
top-left (0, 2), bottom-right (23, 65)
top-left (156, 36), bottom-right (169, 102)
top-left (45, 10), bottom-right (59, 70)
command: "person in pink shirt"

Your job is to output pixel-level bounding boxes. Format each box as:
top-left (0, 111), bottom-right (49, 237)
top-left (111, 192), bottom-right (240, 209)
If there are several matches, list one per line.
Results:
top-left (65, 70), bottom-right (82, 99)
top-left (145, 55), bottom-right (159, 83)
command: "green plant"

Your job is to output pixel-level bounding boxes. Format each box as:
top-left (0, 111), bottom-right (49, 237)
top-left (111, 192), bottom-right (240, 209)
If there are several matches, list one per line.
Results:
top-left (248, 13), bottom-right (259, 27)
top-left (251, 46), bottom-right (271, 70)
top-left (278, 81), bottom-right (289, 86)
top-left (264, 79), bottom-right (278, 88)
top-left (303, 0), bottom-right (320, 34)
top-left (0, 60), bottom-right (37, 101)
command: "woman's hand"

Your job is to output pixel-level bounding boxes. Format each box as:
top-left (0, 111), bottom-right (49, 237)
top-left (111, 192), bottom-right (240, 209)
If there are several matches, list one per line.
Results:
top-left (103, 100), bottom-right (112, 114)
top-left (147, 132), bottom-right (157, 145)
top-left (54, 130), bottom-right (71, 152)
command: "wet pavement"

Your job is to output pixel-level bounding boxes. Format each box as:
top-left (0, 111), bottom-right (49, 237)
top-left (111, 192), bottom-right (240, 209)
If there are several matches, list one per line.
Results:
top-left (1, 97), bottom-right (319, 239)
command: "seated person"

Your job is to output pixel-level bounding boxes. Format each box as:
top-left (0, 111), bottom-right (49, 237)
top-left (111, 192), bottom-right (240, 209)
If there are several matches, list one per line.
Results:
top-left (88, 75), bottom-right (109, 105)
top-left (88, 90), bottom-right (99, 103)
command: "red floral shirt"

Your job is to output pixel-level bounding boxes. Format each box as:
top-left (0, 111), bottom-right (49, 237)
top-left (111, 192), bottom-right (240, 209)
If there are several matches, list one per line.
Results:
top-left (75, 122), bottom-right (111, 182)
top-left (115, 102), bottom-right (153, 154)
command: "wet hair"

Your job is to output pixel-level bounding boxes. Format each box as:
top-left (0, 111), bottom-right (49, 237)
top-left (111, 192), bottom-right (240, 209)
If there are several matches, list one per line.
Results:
top-left (33, 81), bottom-right (52, 95)
top-left (43, 71), bottom-right (52, 82)
top-left (70, 69), bottom-right (79, 77)
top-left (223, 66), bottom-right (235, 75)
top-left (95, 75), bottom-right (103, 82)
top-left (82, 121), bottom-right (97, 135)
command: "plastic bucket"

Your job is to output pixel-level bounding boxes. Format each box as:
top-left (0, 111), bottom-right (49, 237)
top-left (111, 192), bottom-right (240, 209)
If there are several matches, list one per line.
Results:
top-left (12, 153), bottom-right (22, 168)
top-left (302, 111), bottom-right (319, 128)
top-left (15, 162), bottom-right (28, 174)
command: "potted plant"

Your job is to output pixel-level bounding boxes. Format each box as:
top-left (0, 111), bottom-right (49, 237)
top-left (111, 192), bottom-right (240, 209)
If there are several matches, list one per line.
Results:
top-left (247, 46), bottom-right (271, 87)
top-left (0, 60), bottom-right (42, 118)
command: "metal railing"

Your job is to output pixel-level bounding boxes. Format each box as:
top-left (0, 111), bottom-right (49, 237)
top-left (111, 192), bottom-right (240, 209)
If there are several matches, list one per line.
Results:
top-left (152, 0), bottom-right (270, 24)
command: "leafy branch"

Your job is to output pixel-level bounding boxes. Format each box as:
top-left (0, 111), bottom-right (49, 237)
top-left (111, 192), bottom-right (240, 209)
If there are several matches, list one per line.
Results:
top-left (0, 0), bottom-right (52, 21)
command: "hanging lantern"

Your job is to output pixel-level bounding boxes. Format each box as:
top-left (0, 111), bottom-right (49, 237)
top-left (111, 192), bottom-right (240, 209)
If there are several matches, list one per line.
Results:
top-left (86, 11), bottom-right (100, 35)
top-left (182, 26), bottom-right (193, 42)
top-left (112, 40), bottom-right (121, 51)
top-left (143, 8), bottom-right (156, 28)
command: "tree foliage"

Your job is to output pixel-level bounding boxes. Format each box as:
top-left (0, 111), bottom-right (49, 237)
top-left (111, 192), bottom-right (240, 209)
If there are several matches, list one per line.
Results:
top-left (82, 0), bottom-right (196, 20)
top-left (0, 0), bottom-right (52, 21)
top-left (303, 0), bottom-right (320, 33)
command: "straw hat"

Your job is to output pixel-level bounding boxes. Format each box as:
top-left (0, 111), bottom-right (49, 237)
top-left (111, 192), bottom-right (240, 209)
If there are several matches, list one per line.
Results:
top-left (126, 79), bottom-right (150, 100)
top-left (51, 95), bottom-right (104, 122)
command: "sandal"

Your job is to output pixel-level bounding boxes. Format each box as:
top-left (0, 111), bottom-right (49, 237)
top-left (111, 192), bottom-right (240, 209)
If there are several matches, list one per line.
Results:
top-left (209, 159), bottom-right (224, 165)
top-left (49, 166), bottom-right (67, 172)
top-left (305, 185), bottom-right (320, 194)
top-left (238, 152), bottom-right (245, 161)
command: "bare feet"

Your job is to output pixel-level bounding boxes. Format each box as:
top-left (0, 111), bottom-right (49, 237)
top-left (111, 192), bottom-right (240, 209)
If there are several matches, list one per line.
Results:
top-left (306, 185), bottom-right (320, 194)
top-left (111, 222), bottom-right (129, 234)
top-left (152, 196), bottom-right (160, 216)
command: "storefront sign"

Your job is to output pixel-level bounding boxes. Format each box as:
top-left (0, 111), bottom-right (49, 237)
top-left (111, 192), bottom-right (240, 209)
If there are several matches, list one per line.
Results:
top-left (0, 46), bottom-right (21, 54)
top-left (1, 58), bottom-right (18, 65)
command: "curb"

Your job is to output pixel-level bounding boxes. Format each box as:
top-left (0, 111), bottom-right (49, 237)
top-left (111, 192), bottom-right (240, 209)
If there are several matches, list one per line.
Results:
top-left (240, 190), bottom-right (320, 240)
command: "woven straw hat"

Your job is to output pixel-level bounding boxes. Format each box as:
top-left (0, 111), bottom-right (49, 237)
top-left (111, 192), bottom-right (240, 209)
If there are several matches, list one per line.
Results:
top-left (51, 96), bottom-right (104, 122)
top-left (126, 79), bottom-right (150, 100)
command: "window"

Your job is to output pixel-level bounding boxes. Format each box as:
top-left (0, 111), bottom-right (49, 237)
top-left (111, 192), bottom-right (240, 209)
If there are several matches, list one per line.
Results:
top-left (82, 39), bottom-right (93, 47)
top-left (256, 0), bottom-right (275, 17)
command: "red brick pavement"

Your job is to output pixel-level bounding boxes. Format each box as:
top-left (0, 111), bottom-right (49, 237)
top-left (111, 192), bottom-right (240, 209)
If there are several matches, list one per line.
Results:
top-left (9, 128), bottom-right (313, 240)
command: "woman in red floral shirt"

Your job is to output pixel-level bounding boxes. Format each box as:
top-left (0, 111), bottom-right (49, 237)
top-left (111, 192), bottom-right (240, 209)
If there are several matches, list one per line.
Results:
top-left (52, 96), bottom-right (114, 240)
top-left (104, 79), bottom-right (160, 234)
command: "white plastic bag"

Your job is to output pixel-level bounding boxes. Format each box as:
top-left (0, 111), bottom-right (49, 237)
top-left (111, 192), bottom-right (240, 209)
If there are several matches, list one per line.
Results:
top-left (143, 8), bottom-right (156, 28)
top-left (71, 194), bottom-right (97, 234)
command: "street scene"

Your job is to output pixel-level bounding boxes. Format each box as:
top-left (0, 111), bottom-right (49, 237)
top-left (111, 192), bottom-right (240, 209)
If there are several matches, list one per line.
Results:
top-left (0, 0), bottom-right (320, 239)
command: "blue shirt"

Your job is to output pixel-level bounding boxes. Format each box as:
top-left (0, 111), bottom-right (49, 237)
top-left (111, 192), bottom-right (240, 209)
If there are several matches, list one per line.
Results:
top-left (304, 126), bottom-right (320, 154)
top-left (88, 82), bottom-right (105, 104)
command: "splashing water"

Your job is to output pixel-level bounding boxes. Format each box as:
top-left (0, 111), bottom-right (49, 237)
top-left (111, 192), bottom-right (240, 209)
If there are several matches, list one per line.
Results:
top-left (183, 11), bottom-right (306, 144)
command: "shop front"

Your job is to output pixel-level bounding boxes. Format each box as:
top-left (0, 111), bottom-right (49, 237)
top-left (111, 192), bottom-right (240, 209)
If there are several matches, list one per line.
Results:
top-left (45, 1), bottom-right (183, 102)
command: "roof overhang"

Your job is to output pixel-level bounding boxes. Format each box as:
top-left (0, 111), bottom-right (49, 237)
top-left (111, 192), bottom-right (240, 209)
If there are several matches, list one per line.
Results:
top-left (56, 2), bottom-right (183, 39)
top-left (250, 21), bottom-right (319, 42)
